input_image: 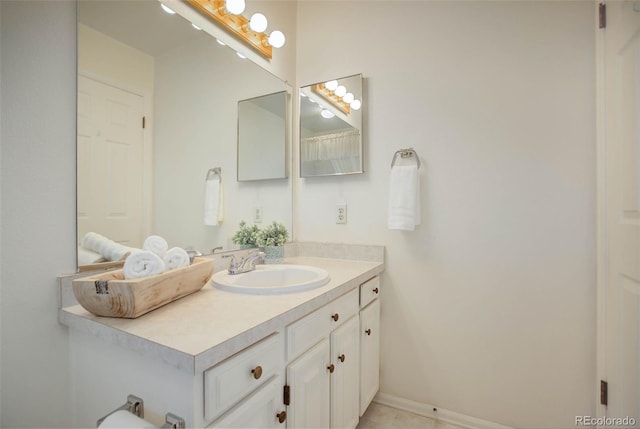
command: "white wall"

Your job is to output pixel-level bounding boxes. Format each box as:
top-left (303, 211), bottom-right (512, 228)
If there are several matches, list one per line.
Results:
top-left (78, 24), bottom-right (154, 95)
top-left (0, 1), bottom-right (76, 427)
top-left (296, 2), bottom-right (595, 428)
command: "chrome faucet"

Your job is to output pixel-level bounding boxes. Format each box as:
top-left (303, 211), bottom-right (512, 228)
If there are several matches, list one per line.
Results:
top-left (224, 250), bottom-right (265, 275)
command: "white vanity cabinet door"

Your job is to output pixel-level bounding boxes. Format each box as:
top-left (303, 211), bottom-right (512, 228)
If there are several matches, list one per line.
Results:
top-left (208, 377), bottom-right (286, 428)
top-left (360, 298), bottom-right (380, 416)
top-left (330, 315), bottom-right (360, 429)
top-left (286, 339), bottom-right (331, 429)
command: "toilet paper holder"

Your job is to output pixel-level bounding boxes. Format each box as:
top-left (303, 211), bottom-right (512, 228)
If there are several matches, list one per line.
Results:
top-left (97, 394), bottom-right (185, 429)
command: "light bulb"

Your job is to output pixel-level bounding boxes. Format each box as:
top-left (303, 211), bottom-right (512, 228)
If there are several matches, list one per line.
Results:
top-left (343, 92), bottom-right (354, 104)
top-left (350, 99), bottom-right (361, 110)
top-left (321, 109), bottom-right (335, 119)
top-left (191, 23), bottom-right (201, 30)
top-left (324, 80), bottom-right (338, 91)
top-left (216, 39), bottom-right (226, 46)
top-left (225, 0), bottom-right (245, 15)
top-left (236, 52), bottom-right (247, 59)
top-left (160, 3), bottom-right (176, 14)
top-left (335, 85), bottom-right (347, 97)
top-left (249, 13), bottom-right (268, 32)
top-left (268, 31), bottom-right (286, 48)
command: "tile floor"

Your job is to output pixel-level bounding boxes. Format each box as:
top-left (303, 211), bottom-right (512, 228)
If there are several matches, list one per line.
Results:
top-left (357, 402), bottom-right (466, 429)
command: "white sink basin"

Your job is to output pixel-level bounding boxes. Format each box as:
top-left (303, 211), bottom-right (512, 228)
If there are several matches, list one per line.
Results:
top-left (212, 264), bottom-right (330, 294)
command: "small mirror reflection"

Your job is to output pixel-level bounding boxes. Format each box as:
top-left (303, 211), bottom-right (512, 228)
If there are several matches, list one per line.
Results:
top-left (300, 73), bottom-right (363, 177)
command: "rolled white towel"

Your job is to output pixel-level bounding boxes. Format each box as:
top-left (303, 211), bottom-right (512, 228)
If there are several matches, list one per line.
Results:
top-left (143, 235), bottom-right (169, 258)
top-left (81, 232), bottom-right (141, 261)
top-left (123, 251), bottom-right (166, 280)
top-left (77, 246), bottom-right (106, 265)
top-left (164, 247), bottom-right (191, 270)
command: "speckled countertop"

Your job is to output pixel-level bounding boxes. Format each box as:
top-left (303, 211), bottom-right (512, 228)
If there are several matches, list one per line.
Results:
top-left (59, 256), bottom-right (384, 375)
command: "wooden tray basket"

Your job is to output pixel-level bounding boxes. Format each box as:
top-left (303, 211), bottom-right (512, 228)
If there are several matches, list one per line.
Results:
top-left (72, 257), bottom-right (215, 319)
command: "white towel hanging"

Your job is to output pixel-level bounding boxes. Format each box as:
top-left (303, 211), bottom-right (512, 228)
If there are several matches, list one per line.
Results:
top-left (388, 155), bottom-right (421, 231)
top-left (204, 169), bottom-right (224, 226)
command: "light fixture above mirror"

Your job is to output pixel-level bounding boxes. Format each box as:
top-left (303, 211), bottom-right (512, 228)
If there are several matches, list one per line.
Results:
top-left (182, 0), bottom-right (285, 59)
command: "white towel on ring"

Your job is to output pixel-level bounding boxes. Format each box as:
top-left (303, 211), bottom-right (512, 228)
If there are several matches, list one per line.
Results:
top-left (143, 235), bottom-right (169, 259)
top-left (388, 163), bottom-right (421, 231)
top-left (164, 247), bottom-right (191, 270)
top-left (204, 179), bottom-right (224, 226)
top-left (123, 251), bottom-right (166, 279)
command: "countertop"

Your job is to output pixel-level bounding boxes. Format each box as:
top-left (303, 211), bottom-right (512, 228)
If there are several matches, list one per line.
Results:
top-left (59, 256), bottom-right (384, 375)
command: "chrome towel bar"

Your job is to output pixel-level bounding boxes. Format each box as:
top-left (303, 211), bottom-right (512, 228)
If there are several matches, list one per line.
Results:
top-left (391, 148), bottom-right (421, 169)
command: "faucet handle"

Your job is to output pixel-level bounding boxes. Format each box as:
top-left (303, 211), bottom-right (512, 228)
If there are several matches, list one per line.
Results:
top-left (222, 254), bottom-right (238, 272)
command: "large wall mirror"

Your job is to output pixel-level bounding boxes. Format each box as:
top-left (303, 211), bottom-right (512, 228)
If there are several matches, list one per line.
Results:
top-left (76, 0), bottom-right (292, 269)
top-left (300, 74), bottom-right (363, 177)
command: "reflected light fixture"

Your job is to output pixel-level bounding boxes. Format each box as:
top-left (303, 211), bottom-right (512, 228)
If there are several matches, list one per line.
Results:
top-left (312, 83), bottom-right (350, 114)
top-left (334, 85), bottom-right (347, 97)
top-left (192, 23), bottom-right (202, 30)
top-left (161, 3), bottom-right (176, 14)
top-left (185, 0), bottom-right (286, 59)
top-left (325, 80), bottom-right (338, 91)
top-left (320, 109), bottom-right (335, 119)
top-left (216, 38), bottom-right (226, 45)
top-left (236, 51), bottom-right (247, 59)
top-left (343, 92), bottom-right (354, 104)
top-left (350, 99), bottom-right (362, 110)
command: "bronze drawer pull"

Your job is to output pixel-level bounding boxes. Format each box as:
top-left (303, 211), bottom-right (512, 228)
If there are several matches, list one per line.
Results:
top-left (373, 287), bottom-right (379, 294)
top-left (365, 329), bottom-right (372, 336)
top-left (277, 411), bottom-right (287, 424)
top-left (251, 366), bottom-right (263, 379)
top-left (327, 364), bottom-right (335, 373)
top-left (331, 313), bottom-right (339, 322)
top-left (338, 354), bottom-right (345, 363)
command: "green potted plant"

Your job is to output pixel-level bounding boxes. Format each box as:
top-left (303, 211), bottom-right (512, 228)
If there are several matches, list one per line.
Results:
top-left (231, 221), bottom-right (260, 249)
top-left (256, 221), bottom-right (289, 263)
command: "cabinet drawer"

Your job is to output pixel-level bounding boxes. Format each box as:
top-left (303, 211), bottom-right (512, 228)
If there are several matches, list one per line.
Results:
top-left (359, 276), bottom-right (380, 308)
top-left (204, 332), bottom-right (283, 422)
top-left (286, 288), bottom-right (358, 361)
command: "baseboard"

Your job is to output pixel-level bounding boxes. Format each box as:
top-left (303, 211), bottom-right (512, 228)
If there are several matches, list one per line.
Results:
top-left (374, 392), bottom-right (513, 429)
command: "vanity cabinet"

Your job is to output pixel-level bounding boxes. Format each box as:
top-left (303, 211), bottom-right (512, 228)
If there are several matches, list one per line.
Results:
top-left (63, 267), bottom-right (383, 429)
top-left (284, 288), bottom-right (361, 429)
top-left (359, 276), bottom-right (381, 415)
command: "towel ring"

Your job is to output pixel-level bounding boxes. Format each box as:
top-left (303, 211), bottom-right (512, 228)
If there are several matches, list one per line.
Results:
top-left (391, 148), bottom-right (421, 169)
top-left (206, 167), bottom-right (221, 182)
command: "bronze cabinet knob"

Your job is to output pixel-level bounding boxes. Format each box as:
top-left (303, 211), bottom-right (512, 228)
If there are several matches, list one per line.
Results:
top-left (338, 354), bottom-right (345, 363)
top-left (373, 287), bottom-right (379, 294)
top-left (277, 411), bottom-right (287, 424)
top-left (251, 366), bottom-right (263, 379)
top-left (365, 329), bottom-right (372, 336)
top-left (327, 364), bottom-right (335, 373)
top-left (331, 313), bottom-right (339, 322)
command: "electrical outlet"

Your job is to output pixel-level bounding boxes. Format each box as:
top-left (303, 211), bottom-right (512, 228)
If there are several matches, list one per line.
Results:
top-left (336, 203), bottom-right (347, 224)
top-left (253, 206), bottom-right (263, 223)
